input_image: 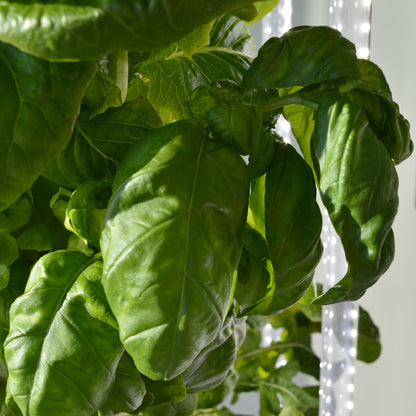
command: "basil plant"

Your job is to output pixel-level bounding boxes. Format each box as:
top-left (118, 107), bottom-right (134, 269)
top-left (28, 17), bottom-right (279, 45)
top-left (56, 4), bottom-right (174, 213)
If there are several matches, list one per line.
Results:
top-left (0, 0), bottom-right (411, 415)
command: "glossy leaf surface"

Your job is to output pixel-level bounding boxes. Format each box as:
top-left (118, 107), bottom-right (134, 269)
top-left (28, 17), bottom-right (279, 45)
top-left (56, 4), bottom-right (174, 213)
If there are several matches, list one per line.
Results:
top-left (313, 96), bottom-right (398, 303)
top-left (0, 43), bottom-right (95, 212)
top-left (102, 120), bottom-right (249, 380)
top-left (5, 252), bottom-right (123, 416)
top-left (264, 142), bottom-right (322, 314)
top-left (0, 0), bottom-right (260, 61)
top-left (243, 26), bottom-right (360, 91)
top-left (65, 178), bottom-right (113, 248)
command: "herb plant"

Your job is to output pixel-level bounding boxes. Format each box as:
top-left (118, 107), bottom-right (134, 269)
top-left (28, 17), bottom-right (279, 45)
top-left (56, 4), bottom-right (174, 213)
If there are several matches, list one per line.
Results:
top-left (0, 1), bottom-right (411, 415)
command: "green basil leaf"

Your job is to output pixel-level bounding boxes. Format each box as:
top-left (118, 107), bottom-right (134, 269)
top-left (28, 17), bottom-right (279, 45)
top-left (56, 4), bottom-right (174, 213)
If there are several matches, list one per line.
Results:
top-left (233, 0), bottom-right (280, 26)
top-left (44, 98), bottom-right (163, 189)
top-left (234, 225), bottom-right (274, 316)
top-left (0, 260), bottom-right (29, 378)
top-left (243, 26), bottom-right (360, 91)
top-left (312, 96), bottom-right (398, 303)
top-left (247, 174), bottom-right (266, 237)
top-left (140, 393), bottom-right (197, 416)
top-left (263, 142), bottom-right (322, 314)
top-left (193, 408), bottom-right (246, 416)
top-left (351, 60), bottom-right (412, 164)
top-left (65, 178), bottom-right (113, 248)
top-left (0, 0), bottom-right (259, 61)
top-left (0, 232), bottom-right (18, 267)
top-left (5, 252), bottom-right (123, 416)
top-left (247, 129), bottom-right (276, 180)
top-left (0, 192), bottom-right (32, 233)
top-left (0, 43), bottom-right (95, 212)
top-left (197, 368), bottom-right (238, 409)
top-left (184, 314), bottom-right (246, 393)
top-left (357, 306), bottom-right (381, 363)
top-left (100, 352), bottom-right (146, 414)
top-left (102, 120), bottom-right (249, 380)
top-left (15, 178), bottom-right (71, 254)
top-left (138, 14), bottom-right (253, 120)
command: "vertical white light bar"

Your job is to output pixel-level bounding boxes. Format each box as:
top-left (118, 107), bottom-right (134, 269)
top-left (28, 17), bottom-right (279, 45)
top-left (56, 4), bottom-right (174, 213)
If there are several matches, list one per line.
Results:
top-left (319, 1), bottom-right (372, 415)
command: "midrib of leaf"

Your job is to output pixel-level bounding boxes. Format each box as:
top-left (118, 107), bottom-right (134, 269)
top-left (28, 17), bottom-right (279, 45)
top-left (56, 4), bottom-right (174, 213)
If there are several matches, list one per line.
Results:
top-left (166, 135), bottom-right (206, 377)
top-left (76, 122), bottom-right (119, 164)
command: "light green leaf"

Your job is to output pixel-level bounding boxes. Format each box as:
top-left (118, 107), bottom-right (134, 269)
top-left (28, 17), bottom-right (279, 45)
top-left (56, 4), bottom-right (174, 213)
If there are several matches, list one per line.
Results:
top-left (4, 252), bottom-right (124, 416)
top-left (101, 120), bottom-right (249, 380)
top-left (0, 42), bottom-right (95, 212)
top-left (243, 26), bottom-right (360, 91)
top-left (0, 0), bottom-right (259, 61)
top-left (65, 178), bottom-right (113, 248)
top-left (138, 14), bottom-right (253, 120)
top-left (312, 96), bottom-right (398, 303)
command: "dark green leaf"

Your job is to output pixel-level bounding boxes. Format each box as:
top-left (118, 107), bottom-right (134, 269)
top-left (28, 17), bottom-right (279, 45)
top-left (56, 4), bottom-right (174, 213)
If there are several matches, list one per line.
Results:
top-left (357, 306), bottom-right (381, 363)
top-left (144, 375), bottom-right (186, 404)
top-left (65, 178), bottom-right (113, 248)
top-left (0, 192), bottom-right (32, 233)
top-left (101, 120), bottom-right (249, 380)
top-left (184, 314), bottom-right (245, 393)
top-left (351, 60), bottom-right (412, 164)
top-left (138, 14), bottom-right (253, 120)
top-left (243, 26), bottom-right (360, 91)
top-left (312, 96), bottom-right (398, 303)
top-left (44, 98), bottom-right (163, 189)
top-left (0, 0), bottom-right (259, 61)
top-left (5, 252), bottom-right (124, 416)
top-left (0, 42), bottom-right (95, 211)
top-left (15, 177), bottom-right (71, 254)
top-left (0, 232), bottom-right (18, 267)
top-left (140, 393), bottom-right (197, 416)
top-left (247, 129), bottom-right (276, 180)
top-left (101, 352), bottom-right (146, 414)
top-left (197, 369), bottom-right (238, 409)
top-left (263, 142), bottom-right (322, 314)
top-left (234, 225), bottom-right (274, 316)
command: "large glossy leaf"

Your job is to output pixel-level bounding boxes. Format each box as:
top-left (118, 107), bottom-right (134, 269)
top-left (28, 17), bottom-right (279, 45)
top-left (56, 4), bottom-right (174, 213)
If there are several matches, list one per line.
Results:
top-left (0, 0), bottom-right (261, 61)
top-left (312, 96), bottom-right (398, 303)
top-left (44, 98), bottom-right (163, 189)
top-left (243, 26), bottom-right (360, 91)
top-left (263, 142), bottom-right (322, 314)
top-left (4, 251), bottom-right (124, 416)
top-left (101, 120), bottom-right (249, 380)
top-left (0, 42), bottom-right (95, 212)
top-left (138, 14), bottom-right (254, 120)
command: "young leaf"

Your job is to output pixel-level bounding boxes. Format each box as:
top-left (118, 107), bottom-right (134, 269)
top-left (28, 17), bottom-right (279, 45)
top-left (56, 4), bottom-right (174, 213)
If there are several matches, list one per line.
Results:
top-left (0, 0), bottom-right (260, 61)
top-left (263, 142), bottom-right (322, 314)
top-left (243, 26), bottom-right (360, 91)
top-left (0, 43), bottom-right (95, 212)
top-left (138, 14), bottom-right (253, 120)
top-left (357, 306), bottom-right (381, 363)
top-left (4, 252), bottom-right (124, 416)
top-left (101, 120), bottom-right (249, 380)
top-left (65, 178), bottom-right (113, 249)
top-left (312, 96), bottom-right (398, 303)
